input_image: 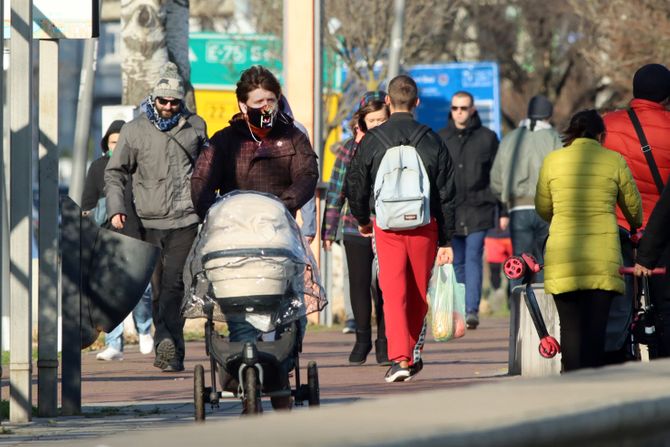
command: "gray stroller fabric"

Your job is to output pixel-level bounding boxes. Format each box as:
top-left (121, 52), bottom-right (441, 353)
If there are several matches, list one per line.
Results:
top-left (182, 190), bottom-right (327, 331)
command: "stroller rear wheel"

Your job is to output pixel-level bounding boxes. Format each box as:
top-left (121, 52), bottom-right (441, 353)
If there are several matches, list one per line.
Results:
top-left (243, 367), bottom-right (262, 415)
top-left (194, 364), bottom-right (206, 421)
top-left (307, 361), bottom-right (320, 407)
top-left (270, 394), bottom-right (293, 411)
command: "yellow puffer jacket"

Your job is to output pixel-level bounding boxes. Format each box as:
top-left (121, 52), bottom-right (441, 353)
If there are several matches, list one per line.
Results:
top-left (535, 138), bottom-right (642, 295)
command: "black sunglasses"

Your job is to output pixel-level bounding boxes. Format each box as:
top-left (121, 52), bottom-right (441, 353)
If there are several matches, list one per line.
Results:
top-left (450, 105), bottom-right (471, 111)
top-left (156, 97), bottom-right (181, 106)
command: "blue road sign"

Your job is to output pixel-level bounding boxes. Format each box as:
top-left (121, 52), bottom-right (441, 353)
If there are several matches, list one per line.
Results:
top-left (408, 62), bottom-right (501, 139)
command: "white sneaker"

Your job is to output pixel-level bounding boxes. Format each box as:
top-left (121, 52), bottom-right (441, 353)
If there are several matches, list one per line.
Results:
top-left (96, 346), bottom-right (123, 361)
top-left (139, 333), bottom-right (154, 355)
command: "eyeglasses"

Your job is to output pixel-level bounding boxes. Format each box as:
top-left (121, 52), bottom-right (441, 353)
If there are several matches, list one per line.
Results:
top-left (451, 105), bottom-right (471, 111)
top-left (156, 97), bottom-right (181, 107)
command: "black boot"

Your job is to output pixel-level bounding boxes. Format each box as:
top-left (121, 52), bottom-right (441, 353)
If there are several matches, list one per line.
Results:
top-left (375, 338), bottom-right (391, 365)
top-left (349, 329), bottom-right (372, 365)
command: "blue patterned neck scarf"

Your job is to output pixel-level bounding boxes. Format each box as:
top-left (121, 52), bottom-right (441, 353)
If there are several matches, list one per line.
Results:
top-left (141, 96), bottom-right (184, 131)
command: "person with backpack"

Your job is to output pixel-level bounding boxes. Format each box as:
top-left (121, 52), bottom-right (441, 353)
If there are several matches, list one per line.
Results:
top-left (346, 75), bottom-right (456, 383)
top-left (322, 91), bottom-right (390, 365)
top-left (602, 63), bottom-right (670, 361)
top-left (82, 120), bottom-right (154, 361)
top-left (439, 91), bottom-right (500, 330)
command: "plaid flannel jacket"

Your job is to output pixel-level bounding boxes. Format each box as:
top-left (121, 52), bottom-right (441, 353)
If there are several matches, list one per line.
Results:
top-left (321, 138), bottom-right (362, 240)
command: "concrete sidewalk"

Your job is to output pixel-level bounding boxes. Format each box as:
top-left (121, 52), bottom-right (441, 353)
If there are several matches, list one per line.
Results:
top-left (0, 316), bottom-right (511, 445)
top-left (68, 358), bottom-right (670, 447)
top-left (3, 316), bottom-right (670, 446)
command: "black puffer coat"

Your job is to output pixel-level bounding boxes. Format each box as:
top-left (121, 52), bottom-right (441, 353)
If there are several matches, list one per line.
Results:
top-left (345, 112), bottom-right (456, 246)
top-left (438, 112), bottom-right (499, 236)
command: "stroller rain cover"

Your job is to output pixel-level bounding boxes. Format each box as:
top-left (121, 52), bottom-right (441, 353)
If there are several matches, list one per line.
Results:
top-left (182, 190), bottom-right (327, 331)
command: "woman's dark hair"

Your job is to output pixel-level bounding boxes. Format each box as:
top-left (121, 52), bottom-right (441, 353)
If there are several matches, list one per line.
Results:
top-left (235, 65), bottom-right (282, 103)
top-left (349, 111), bottom-right (362, 134)
top-left (561, 109), bottom-right (605, 146)
top-left (356, 100), bottom-right (389, 132)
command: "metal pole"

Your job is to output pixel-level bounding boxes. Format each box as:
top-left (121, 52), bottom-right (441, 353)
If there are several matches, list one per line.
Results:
top-left (61, 197), bottom-right (82, 415)
top-left (69, 38), bottom-right (97, 204)
top-left (313, 0), bottom-right (323, 164)
top-left (387, 0), bottom-right (405, 80)
top-left (312, 0), bottom-right (326, 302)
top-left (37, 39), bottom-right (60, 418)
top-left (0, 0), bottom-right (5, 387)
top-left (9, 0), bottom-right (34, 423)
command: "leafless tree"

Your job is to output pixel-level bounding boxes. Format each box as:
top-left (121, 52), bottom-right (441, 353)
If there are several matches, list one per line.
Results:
top-left (323, 0), bottom-right (462, 137)
top-left (120, 0), bottom-right (196, 110)
top-left (229, 1), bottom-right (670, 134)
top-left (444, 1), bottom-right (600, 129)
top-left (569, 0), bottom-right (670, 109)
top-left (190, 0), bottom-right (235, 32)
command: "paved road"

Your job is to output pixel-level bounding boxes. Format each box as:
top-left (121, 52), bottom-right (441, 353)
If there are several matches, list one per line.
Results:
top-left (0, 316), bottom-right (512, 444)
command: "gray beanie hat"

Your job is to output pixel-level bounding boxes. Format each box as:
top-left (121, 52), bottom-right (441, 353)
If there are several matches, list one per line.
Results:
top-left (152, 62), bottom-right (185, 99)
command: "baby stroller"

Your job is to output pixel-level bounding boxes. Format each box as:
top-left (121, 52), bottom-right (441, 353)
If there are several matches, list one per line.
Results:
top-left (618, 231), bottom-right (666, 362)
top-left (182, 191), bottom-right (327, 420)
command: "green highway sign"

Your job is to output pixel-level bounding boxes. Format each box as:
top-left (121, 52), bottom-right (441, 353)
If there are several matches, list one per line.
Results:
top-left (189, 32), bottom-right (341, 91)
top-left (189, 33), bottom-right (282, 89)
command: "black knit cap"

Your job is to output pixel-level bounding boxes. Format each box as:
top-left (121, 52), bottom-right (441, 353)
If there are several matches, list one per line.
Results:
top-left (101, 120), bottom-right (126, 153)
top-left (633, 64), bottom-right (670, 102)
top-left (527, 95), bottom-right (553, 120)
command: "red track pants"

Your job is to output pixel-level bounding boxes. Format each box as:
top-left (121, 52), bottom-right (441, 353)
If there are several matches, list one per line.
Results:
top-left (374, 220), bottom-right (438, 364)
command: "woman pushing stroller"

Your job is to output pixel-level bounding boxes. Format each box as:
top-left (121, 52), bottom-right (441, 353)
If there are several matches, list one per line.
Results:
top-left (191, 65), bottom-right (319, 343)
top-left (184, 66), bottom-right (323, 415)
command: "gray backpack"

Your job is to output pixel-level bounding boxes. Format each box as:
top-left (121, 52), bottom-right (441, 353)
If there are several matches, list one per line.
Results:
top-left (371, 125), bottom-right (431, 231)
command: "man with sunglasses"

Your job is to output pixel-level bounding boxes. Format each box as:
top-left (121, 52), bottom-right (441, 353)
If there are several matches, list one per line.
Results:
top-left (438, 91), bottom-right (500, 330)
top-left (105, 62), bottom-right (209, 372)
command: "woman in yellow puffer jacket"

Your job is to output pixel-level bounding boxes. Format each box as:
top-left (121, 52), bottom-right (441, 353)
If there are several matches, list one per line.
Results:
top-left (535, 109), bottom-right (642, 372)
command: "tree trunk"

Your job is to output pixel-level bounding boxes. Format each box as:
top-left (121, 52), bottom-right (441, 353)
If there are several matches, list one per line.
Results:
top-left (120, 0), bottom-right (195, 111)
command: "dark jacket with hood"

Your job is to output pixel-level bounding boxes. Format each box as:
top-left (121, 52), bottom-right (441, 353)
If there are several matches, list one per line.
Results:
top-left (82, 121), bottom-right (142, 239)
top-left (438, 111), bottom-right (499, 236)
top-left (345, 112), bottom-right (456, 247)
top-left (637, 176), bottom-right (670, 270)
top-left (191, 110), bottom-right (319, 220)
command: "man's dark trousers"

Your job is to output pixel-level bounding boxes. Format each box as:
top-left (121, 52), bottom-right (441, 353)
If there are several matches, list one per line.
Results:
top-left (143, 223), bottom-right (199, 362)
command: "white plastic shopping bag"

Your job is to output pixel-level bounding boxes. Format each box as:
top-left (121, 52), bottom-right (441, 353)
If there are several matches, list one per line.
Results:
top-left (427, 263), bottom-right (466, 341)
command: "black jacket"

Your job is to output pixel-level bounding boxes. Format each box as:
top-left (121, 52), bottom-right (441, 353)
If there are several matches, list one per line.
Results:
top-left (438, 112), bottom-right (499, 236)
top-left (345, 112), bottom-right (456, 246)
top-left (637, 179), bottom-right (670, 269)
top-left (82, 155), bottom-right (142, 239)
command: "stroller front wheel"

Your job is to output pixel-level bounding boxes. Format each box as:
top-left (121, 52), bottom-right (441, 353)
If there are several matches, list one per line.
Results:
top-left (307, 361), bottom-right (320, 407)
top-left (194, 364), bottom-right (206, 421)
top-left (243, 367), bottom-right (262, 415)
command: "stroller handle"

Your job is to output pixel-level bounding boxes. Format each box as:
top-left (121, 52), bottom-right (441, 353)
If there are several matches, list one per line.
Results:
top-left (619, 266), bottom-right (667, 275)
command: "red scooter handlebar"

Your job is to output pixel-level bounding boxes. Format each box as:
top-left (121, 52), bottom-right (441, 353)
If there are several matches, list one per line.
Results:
top-left (619, 267), bottom-right (667, 275)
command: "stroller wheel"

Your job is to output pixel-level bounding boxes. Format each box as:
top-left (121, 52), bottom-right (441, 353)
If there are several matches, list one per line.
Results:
top-left (307, 361), bottom-right (320, 407)
top-left (242, 367), bottom-right (261, 415)
top-left (194, 364), bottom-right (206, 422)
top-left (270, 394), bottom-right (294, 411)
